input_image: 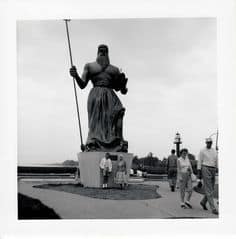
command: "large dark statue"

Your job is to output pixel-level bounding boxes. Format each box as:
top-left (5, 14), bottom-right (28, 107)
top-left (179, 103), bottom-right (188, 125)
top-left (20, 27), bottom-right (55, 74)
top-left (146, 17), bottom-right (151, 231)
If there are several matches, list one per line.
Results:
top-left (70, 44), bottom-right (128, 152)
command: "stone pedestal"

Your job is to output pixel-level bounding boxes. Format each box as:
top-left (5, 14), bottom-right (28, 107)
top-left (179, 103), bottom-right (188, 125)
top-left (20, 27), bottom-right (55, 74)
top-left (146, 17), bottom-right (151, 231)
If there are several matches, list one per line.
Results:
top-left (78, 152), bottom-right (133, 188)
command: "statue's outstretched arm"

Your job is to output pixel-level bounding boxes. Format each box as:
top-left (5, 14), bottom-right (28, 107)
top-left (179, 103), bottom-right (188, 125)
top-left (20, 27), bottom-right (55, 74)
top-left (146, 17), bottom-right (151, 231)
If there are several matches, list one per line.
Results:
top-left (70, 64), bottom-right (89, 89)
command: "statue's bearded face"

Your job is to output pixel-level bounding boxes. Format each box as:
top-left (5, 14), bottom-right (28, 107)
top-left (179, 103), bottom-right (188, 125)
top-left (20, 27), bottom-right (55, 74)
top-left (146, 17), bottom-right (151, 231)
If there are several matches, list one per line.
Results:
top-left (98, 47), bottom-right (108, 57)
top-left (206, 141), bottom-right (212, 149)
top-left (96, 46), bottom-right (110, 68)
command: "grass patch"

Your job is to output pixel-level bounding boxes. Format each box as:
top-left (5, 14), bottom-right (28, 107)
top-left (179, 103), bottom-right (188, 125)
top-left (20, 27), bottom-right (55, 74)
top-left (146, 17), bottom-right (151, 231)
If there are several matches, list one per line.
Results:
top-left (34, 184), bottom-right (161, 200)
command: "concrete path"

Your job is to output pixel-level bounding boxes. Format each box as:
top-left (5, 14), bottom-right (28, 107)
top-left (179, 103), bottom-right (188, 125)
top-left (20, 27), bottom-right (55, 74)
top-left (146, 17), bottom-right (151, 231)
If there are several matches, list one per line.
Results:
top-left (18, 179), bottom-right (218, 219)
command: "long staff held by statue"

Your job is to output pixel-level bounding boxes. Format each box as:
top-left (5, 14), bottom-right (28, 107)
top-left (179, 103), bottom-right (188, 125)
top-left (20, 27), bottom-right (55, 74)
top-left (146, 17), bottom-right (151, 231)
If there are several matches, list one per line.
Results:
top-left (64, 19), bottom-right (85, 151)
top-left (216, 129), bottom-right (219, 151)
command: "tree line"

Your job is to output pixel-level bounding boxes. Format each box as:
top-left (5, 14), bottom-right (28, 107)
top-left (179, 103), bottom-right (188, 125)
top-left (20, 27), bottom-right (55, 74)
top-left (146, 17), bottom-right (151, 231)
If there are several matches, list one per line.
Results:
top-left (132, 152), bottom-right (197, 175)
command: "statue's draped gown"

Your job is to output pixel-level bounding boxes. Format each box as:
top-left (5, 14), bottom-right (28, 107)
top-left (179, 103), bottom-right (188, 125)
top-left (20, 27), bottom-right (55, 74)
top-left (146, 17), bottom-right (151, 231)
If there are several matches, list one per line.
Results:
top-left (86, 69), bottom-right (126, 152)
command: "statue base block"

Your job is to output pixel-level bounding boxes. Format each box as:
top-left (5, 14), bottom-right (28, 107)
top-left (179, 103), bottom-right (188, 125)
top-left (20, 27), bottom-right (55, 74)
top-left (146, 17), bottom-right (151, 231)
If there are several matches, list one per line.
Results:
top-left (78, 152), bottom-right (133, 188)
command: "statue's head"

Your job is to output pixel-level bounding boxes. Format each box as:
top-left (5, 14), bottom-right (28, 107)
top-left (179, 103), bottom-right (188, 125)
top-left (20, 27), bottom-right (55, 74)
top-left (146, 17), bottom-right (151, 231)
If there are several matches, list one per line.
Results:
top-left (97, 44), bottom-right (109, 56)
top-left (96, 44), bottom-right (110, 68)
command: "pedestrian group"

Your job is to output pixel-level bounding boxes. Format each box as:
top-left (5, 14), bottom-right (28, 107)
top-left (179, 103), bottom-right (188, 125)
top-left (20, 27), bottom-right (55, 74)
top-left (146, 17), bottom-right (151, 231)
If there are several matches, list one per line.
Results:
top-left (166, 137), bottom-right (218, 215)
top-left (99, 137), bottom-right (218, 215)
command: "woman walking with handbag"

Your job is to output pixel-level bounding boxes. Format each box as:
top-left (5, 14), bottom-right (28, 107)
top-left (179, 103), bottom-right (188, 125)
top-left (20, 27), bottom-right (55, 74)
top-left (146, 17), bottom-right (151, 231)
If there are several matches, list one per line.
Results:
top-left (177, 148), bottom-right (194, 209)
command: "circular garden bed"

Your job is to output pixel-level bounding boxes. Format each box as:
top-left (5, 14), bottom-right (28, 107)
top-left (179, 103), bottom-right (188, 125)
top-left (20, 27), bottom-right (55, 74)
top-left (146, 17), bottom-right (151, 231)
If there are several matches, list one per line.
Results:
top-left (34, 183), bottom-right (161, 200)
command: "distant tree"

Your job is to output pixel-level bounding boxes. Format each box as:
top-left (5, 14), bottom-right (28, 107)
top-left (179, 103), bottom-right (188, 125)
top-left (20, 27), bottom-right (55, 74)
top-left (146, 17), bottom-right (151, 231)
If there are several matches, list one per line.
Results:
top-left (162, 157), bottom-right (167, 161)
top-left (162, 157), bottom-right (168, 165)
top-left (132, 156), bottom-right (140, 174)
top-left (188, 153), bottom-right (197, 174)
top-left (188, 153), bottom-right (196, 161)
top-left (132, 156), bottom-right (139, 165)
top-left (147, 152), bottom-right (153, 158)
top-left (139, 153), bottom-right (160, 171)
top-left (62, 160), bottom-right (78, 166)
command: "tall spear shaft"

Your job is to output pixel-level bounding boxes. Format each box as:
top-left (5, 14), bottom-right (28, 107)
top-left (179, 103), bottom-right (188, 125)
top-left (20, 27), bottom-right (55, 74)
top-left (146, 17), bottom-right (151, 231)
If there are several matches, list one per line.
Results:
top-left (216, 129), bottom-right (219, 151)
top-left (64, 19), bottom-right (85, 151)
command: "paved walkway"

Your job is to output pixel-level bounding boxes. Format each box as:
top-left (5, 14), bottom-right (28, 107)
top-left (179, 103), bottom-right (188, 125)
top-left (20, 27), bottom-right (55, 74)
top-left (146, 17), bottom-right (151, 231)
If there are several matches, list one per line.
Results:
top-left (18, 179), bottom-right (218, 219)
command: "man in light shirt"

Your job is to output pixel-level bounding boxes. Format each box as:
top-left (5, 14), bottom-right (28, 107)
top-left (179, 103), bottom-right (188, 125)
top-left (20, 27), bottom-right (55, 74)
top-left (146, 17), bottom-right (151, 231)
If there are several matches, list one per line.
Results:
top-left (100, 152), bottom-right (112, 188)
top-left (197, 138), bottom-right (218, 215)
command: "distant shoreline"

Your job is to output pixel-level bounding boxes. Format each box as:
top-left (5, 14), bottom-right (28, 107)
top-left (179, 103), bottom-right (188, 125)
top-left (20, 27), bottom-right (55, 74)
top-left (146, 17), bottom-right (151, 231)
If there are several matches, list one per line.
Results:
top-left (18, 163), bottom-right (78, 167)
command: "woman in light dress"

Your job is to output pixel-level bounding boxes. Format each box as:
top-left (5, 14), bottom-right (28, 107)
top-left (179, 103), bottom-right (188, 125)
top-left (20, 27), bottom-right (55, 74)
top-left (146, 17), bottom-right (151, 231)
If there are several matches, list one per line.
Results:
top-left (177, 148), bottom-right (194, 209)
top-left (115, 155), bottom-right (128, 189)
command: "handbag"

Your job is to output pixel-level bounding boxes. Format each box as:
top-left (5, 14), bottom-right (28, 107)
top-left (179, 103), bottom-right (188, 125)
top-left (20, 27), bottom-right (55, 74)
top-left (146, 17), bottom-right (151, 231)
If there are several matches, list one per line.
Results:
top-left (197, 180), bottom-right (203, 188)
top-left (191, 173), bottom-right (197, 182)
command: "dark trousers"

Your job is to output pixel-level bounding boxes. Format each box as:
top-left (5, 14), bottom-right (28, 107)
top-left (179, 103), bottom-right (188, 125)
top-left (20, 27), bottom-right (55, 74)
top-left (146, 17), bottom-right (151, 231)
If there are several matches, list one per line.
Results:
top-left (168, 168), bottom-right (177, 188)
top-left (103, 175), bottom-right (109, 184)
top-left (201, 165), bottom-right (217, 210)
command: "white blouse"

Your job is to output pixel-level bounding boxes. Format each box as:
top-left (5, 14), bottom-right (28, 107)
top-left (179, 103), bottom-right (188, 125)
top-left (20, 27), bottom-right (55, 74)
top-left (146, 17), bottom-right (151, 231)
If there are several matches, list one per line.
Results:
top-left (99, 157), bottom-right (112, 172)
top-left (197, 148), bottom-right (218, 170)
top-left (177, 156), bottom-right (192, 173)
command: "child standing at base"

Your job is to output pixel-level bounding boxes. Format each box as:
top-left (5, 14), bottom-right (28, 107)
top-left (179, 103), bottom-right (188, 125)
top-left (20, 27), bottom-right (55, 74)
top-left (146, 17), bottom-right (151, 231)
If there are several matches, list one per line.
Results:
top-left (99, 152), bottom-right (112, 188)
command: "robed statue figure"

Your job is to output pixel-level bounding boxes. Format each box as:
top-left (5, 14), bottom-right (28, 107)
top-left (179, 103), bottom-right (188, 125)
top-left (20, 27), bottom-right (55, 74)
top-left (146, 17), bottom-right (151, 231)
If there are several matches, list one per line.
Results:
top-left (70, 44), bottom-right (128, 152)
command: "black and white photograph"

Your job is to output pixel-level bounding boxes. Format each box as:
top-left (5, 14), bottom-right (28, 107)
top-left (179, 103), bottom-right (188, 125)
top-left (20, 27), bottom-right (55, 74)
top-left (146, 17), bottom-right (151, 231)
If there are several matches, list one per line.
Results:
top-left (1, 0), bottom-right (236, 238)
top-left (17, 18), bottom-right (218, 219)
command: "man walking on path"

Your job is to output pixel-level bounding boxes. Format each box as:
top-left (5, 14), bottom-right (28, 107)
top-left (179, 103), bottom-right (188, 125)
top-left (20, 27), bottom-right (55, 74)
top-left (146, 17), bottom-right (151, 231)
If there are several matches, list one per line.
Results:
top-left (166, 149), bottom-right (178, 192)
top-left (197, 138), bottom-right (218, 215)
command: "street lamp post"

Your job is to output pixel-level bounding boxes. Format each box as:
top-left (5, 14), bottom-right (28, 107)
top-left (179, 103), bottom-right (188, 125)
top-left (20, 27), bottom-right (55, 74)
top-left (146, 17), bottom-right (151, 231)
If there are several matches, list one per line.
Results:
top-left (174, 132), bottom-right (182, 157)
top-left (209, 129), bottom-right (219, 151)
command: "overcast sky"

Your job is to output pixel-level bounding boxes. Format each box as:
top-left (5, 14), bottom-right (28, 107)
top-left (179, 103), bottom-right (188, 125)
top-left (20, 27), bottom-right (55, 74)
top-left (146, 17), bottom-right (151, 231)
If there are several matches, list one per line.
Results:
top-left (17, 18), bottom-right (217, 165)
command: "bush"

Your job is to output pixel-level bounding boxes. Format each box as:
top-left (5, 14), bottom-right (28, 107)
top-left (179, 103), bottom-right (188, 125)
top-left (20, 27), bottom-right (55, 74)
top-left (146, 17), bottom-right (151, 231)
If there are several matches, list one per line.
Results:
top-left (18, 193), bottom-right (61, 219)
